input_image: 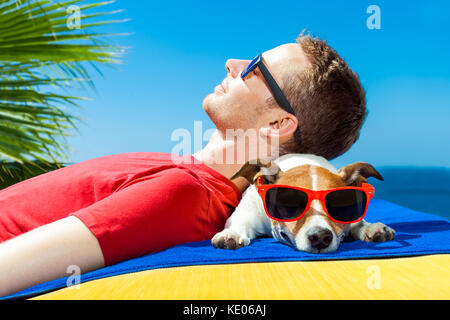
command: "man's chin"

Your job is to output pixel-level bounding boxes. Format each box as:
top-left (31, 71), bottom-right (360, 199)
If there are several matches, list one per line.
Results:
top-left (202, 92), bottom-right (220, 115)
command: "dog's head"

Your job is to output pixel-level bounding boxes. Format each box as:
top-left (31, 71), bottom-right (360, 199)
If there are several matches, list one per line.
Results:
top-left (232, 159), bottom-right (383, 253)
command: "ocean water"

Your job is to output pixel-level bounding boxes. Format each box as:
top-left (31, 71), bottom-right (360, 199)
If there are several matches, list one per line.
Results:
top-left (371, 166), bottom-right (450, 220)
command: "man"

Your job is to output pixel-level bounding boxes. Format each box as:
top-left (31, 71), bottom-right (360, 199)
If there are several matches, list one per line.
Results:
top-left (0, 33), bottom-right (366, 296)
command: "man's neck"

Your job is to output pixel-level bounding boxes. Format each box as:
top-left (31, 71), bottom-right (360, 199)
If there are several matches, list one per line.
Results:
top-left (192, 130), bottom-right (250, 193)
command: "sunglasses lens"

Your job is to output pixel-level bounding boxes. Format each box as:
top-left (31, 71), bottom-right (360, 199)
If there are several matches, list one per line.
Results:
top-left (241, 55), bottom-right (259, 79)
top-left (325, 189), bottom-right (367, 223)
top-left (265, 187), bottom-right (308, 220)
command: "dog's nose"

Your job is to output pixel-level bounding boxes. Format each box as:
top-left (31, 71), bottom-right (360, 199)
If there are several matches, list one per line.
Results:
top-left (307, 227), bottom-right (333, 250)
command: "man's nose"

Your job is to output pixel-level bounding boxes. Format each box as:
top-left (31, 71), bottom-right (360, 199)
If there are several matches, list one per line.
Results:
top-left (225, 59), bottom-right (250, 78)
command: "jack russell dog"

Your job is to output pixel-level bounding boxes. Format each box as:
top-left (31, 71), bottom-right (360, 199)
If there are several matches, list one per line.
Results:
top-left (212, 154), bottom-right (395, 253)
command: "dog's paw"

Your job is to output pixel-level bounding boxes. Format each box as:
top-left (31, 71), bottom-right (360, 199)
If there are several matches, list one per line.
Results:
top-left (361, 222), bottom-right (395, 242)
top-left (211, 229), bottom-right (250, 249)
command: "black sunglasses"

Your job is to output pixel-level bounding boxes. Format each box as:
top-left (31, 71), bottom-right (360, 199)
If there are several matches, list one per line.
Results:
top-left (241, 54), bottom-right (301, 143)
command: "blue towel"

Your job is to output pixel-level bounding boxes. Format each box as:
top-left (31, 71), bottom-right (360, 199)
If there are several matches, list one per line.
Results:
top-left (3, 199), bottom-right (450, 299)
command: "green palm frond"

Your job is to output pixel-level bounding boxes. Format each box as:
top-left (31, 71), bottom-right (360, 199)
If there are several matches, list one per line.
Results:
top-left (0, 0), bottom-right (127, 188)
top-left (0, 159), bottom-right (65, 189)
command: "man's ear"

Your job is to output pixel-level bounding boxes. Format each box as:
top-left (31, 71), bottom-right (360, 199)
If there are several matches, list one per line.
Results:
top-left (338, 162), bottom-right (384, 186)
top-left (260, 113), bottom-right (298, 142)
top-left (230, 159), bottom-right (281, 184)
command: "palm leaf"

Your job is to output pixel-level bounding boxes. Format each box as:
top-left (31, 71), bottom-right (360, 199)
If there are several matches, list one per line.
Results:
top-left (0, 0), bottom-right (127, 188)
top-left (0, 159), bottom-right (66, 189)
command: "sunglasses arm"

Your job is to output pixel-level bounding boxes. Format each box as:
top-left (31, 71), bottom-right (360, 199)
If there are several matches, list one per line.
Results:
top-left (361, 183), bottom-right (375, 200)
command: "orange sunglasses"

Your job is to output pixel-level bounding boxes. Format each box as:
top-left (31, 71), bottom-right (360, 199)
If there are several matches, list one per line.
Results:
top-left (256, 176), bottom-right (375, 224)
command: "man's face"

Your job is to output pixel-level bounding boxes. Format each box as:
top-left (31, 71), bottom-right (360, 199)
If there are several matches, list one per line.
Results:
top-left (203, 43), bottom-right (308, 133)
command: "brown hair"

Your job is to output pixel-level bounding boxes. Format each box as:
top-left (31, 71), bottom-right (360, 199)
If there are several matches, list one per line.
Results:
top-left (275, 33), bottom-right (367, 160)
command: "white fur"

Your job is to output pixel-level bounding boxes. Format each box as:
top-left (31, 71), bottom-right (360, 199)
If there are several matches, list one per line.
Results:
top-left (223, 184), bottom-right (271, 239)
top-left (274, 154), bottom-right (338, 174)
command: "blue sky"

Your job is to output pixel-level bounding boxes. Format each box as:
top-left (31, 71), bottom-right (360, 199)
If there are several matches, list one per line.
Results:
top-left (65, 0), bottom-right (450, 168)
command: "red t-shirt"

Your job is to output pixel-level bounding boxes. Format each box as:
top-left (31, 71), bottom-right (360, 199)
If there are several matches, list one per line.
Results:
top-left (0, 152), bottom-right (241, 266)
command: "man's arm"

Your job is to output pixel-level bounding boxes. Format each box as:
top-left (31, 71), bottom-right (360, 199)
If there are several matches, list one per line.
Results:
top-left (0, 216), bottom-right (104, 297)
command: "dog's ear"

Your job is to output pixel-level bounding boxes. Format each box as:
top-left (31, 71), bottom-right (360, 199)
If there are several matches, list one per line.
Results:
top-left (338, 162), bottom-right (384, 186)
top-left (230, 159), bottom-right (281, 184)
